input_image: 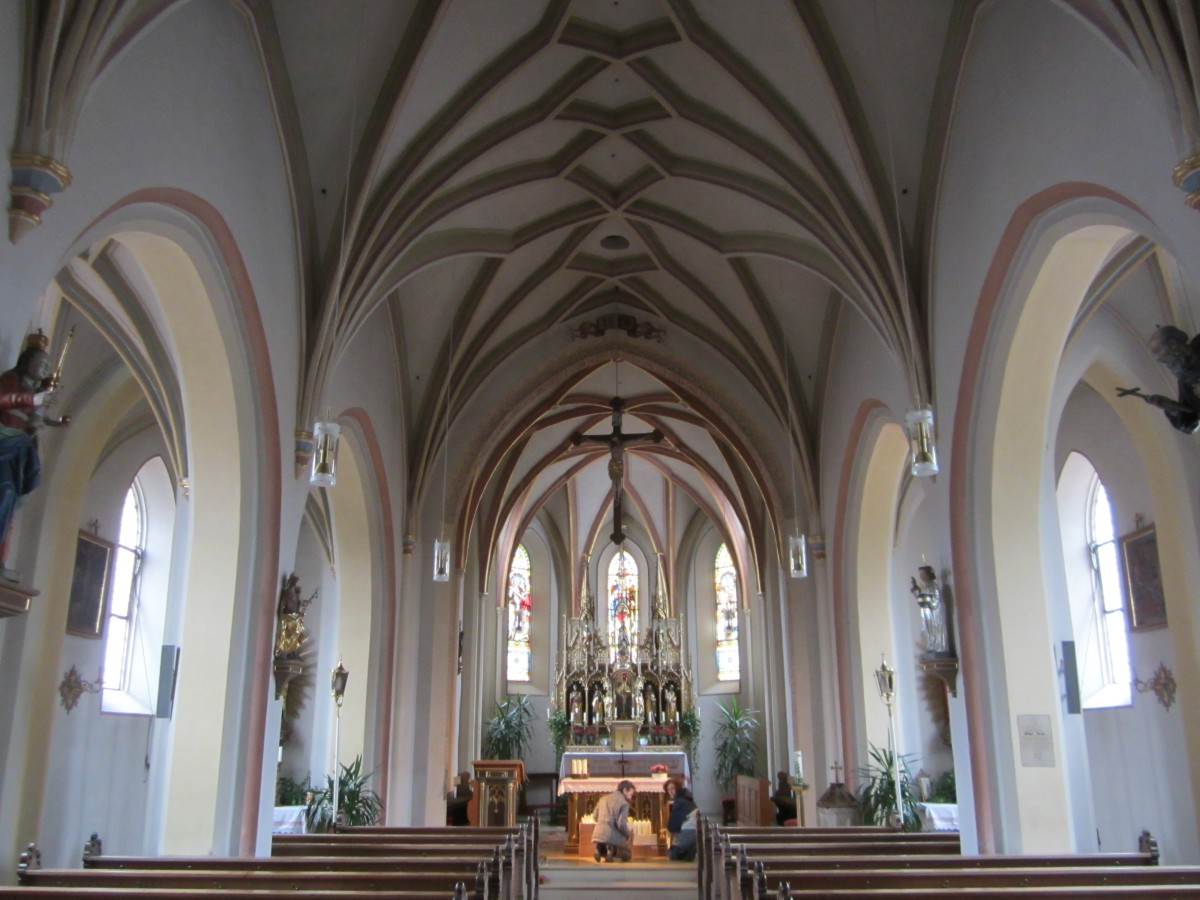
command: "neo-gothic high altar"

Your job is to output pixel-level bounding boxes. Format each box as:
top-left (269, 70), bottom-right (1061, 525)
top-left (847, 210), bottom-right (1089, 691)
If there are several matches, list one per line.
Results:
top-left (554, 553), bottom-right (693, 751)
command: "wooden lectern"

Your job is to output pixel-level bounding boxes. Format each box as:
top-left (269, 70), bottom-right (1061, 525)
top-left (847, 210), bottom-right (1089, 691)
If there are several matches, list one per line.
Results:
top-left (470, 760), bottom-right (526, 827)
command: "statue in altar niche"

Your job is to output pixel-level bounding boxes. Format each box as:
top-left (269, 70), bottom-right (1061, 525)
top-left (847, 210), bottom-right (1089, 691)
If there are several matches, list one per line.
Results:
top-left (614, 676), bottom-right (635, 719)
top-left (592, 686), bottom-right (606, 724)
top-left (642, 678), bottom-right (658, 725)
top-left (663, 684), bottom-right (678, 724)
top-left (570, 686), bottom-right (584, 725)
top-left (910, 565), bottom-right (948, 655)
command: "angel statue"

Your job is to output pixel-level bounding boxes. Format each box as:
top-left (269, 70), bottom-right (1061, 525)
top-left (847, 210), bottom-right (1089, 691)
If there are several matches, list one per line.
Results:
top-left (1117, 325), bottom-right (1200, 433)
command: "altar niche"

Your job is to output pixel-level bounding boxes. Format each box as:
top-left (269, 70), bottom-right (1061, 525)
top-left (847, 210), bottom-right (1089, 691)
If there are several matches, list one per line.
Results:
top-left (555, 552), bottom-right (693, 751)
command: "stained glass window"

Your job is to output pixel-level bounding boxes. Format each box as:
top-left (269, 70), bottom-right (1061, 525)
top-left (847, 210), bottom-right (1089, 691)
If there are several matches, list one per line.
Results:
top-left (715, 543), bottom-right (740, 681)
top-left (506, 544), bottom-right (532, 682)
top-left (608, 551), bottom-right (638, 664)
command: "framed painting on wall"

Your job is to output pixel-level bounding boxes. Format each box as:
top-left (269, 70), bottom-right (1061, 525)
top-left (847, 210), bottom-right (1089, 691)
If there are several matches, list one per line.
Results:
top-left (66, 532), bottom-right (113, 638)
top-left (1121, 525), bottom-right (1168, 632)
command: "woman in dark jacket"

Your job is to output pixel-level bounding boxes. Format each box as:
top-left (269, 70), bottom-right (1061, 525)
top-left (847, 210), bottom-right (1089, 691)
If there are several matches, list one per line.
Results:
top-left (664, 777), bottom-right (697, 860)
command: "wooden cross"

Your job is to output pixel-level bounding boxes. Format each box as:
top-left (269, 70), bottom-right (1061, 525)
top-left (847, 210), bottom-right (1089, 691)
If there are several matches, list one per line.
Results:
top-left (571, 397), bottom-right (663, 544)
top-left (830, 761), bottom-right (844, 782)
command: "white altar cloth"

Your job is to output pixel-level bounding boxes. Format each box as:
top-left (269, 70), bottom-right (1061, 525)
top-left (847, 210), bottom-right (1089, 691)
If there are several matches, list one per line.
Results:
top-left (558, 750), bottom-right (689, 783)
top-left (272, 805), bottom-right (307, 834)
top-left (558, 775), bottom-right (673, 796)
top-left (918, 802), bottom-right (959, 832)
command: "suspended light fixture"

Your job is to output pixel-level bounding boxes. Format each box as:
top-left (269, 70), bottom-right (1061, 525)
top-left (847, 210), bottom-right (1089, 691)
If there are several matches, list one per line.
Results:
top-left (785, 346), bottom-right (808, 578)
top-left (905, 405), bottom-right (938, 477)
top-left (310, 419), bottom-right (340, 487)
top-left (788, 535), bottom-right (808, 579)
top-left (434, 316), bottom-right (453, 582)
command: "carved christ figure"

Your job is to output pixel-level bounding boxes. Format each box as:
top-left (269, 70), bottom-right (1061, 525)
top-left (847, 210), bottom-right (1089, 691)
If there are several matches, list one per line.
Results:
top-left (571, 397), bottom-right (663, 544)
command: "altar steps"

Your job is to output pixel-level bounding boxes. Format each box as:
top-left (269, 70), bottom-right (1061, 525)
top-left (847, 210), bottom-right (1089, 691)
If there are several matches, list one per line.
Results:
top-left (537, 858), bottom-right (697, 899)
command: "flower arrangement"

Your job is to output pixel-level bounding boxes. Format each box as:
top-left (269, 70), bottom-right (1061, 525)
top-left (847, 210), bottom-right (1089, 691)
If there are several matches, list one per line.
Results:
top-left (650, 764), bottom-right (669, 779)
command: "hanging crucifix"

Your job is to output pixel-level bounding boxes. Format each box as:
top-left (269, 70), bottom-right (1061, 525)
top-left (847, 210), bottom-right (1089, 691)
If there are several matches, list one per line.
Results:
top-left (571, 397), bottom-right (663, 544)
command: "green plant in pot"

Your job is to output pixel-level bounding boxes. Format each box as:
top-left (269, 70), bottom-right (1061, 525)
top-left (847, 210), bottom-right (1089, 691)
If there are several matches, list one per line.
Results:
top-left (483, 695), bottom-right (533, 760)
top-left (305, 754), bottom-right (382, 833)
top-left (929, 769), bottom-right (956, 803)
top-left (547, 708), bottom-right (570, 765)
top-left (678, 706), bottom-right (701, 769)
top-left (713, 697), bottom-right (759, 793)
top-left (276, 773), bottom-right (310, 807)
top-left (856, 743), bottom-right (921, 831)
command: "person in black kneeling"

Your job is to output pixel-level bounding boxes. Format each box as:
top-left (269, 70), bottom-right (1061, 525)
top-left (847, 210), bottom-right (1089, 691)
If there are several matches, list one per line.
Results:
top-left (665, 776), bottom-right (697, 861)
top-left (770, 771), bottom-right (797, 826)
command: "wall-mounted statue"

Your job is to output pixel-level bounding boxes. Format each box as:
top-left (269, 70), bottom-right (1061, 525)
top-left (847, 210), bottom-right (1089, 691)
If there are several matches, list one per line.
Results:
top-left (1117, 326), bottom-right (1200, 433)
top-left (274, 573), bottom-right (313, 659)
top-left (0, 330), bottom-right (72, 583)
top-left (911, 565), bottom-right (948, 655)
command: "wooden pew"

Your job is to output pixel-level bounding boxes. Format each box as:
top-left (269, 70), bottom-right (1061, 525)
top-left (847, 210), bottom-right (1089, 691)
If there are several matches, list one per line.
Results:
top-left (274, 826), bottom-right (534, 900)
top-left (769, 888), bottom-right (1200, 898)
top-left (706, 829), bottom-right (962, 900)
top-left (0, 891), bottom-right (465, 899)
top-left (742, 862), bottom-right (1200, 898)
top-left (84, 855), bottom-right (497, 899)
top-left (20, 868), bottom-right (483, 896)
top-left (696, 818), bottom-right (930, 898)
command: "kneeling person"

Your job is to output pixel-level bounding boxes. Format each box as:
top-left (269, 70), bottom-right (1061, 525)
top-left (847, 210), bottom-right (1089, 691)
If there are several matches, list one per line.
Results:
top-left (593, 779), bottom-right (637, 862)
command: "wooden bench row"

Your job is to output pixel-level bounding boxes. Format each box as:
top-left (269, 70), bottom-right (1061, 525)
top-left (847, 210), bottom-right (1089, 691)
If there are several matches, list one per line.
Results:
top-left (5, 822), bottom-right (539, 900)
top-left (698, 819), bottom-right (1200, 900)
top-left (273, 821), bottom-right (539, 900)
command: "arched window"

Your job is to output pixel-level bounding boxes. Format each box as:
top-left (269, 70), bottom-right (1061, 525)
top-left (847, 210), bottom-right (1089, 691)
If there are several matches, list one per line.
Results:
top-left (715, 543), bottom-right (740, 681)
top-left (506, 544), bottom-right (532, 682)
top-left (1057, 452), bottom-right (1131, 708)
top-left (102, 480), bottom-right (145, 690)
top-left (608, 551), bottom-right (638, 663)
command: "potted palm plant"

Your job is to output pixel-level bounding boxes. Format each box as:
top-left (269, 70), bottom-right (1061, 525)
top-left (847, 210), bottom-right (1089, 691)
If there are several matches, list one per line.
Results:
top-left (714, 697), bottom-right (759, 793)
top-left (856, 743), bottom-right (921, 831)
top-left (483, 695), bottom-right (534, 760)
top-left (305, 755), bottom-right (382, 832)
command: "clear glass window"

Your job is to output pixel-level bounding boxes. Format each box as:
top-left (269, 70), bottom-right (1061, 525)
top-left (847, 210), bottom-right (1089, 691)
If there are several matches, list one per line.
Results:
top-left (102, 483), bottom-right (145, 690)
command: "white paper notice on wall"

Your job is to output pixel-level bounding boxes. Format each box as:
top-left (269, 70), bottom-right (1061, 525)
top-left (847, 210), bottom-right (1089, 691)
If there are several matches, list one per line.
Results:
top-left (1017, 714), bottom-right (1055, 767)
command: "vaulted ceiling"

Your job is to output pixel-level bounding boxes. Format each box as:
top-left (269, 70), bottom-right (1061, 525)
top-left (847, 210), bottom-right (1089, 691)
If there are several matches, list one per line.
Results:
top-left (264, 0), bottom-right (965, 575)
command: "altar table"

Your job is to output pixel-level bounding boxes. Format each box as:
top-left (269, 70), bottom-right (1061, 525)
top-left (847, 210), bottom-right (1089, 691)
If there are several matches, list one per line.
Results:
top-left (558, 776), bottom-right (672, 854)
top-left (558, 749), bottom-right (690, 783)
top-left (918, 802), bottom-right (960, 832)
top-left (271, 805), bottom-right (306, 835)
